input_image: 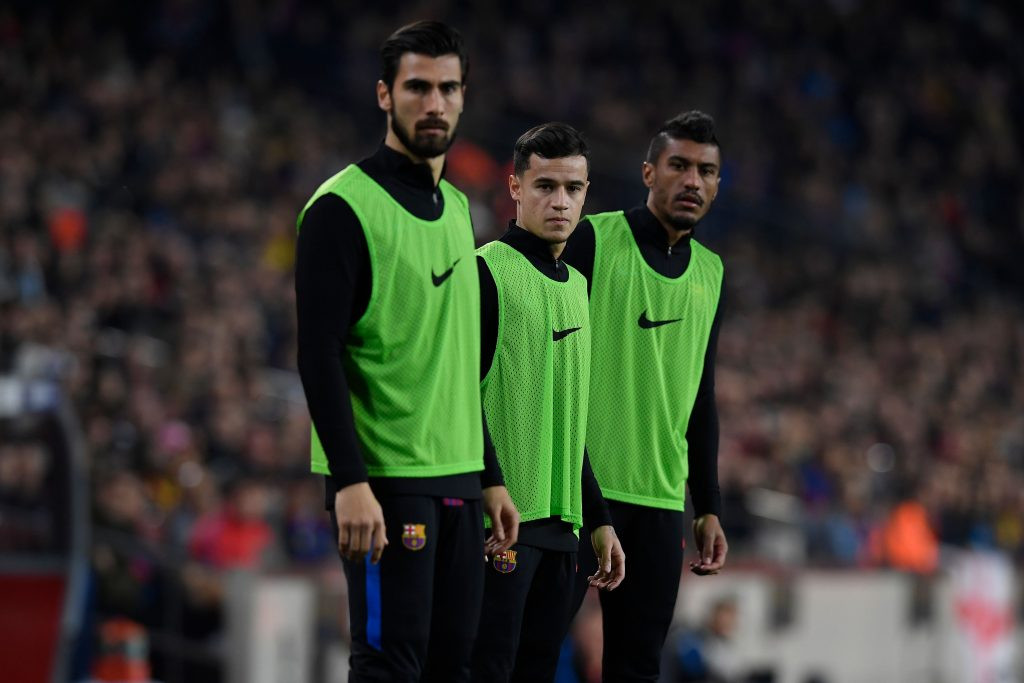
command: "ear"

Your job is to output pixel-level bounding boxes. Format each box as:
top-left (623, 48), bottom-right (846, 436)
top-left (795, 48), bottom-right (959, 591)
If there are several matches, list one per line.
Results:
top-left (580, 179), bottom-right (592, 203)
top-left (508, 174), bottom-right (521, 203)
top-left (708, 176), bottom-right (720, 203)
top-left (641, 161), bottom-right (655, 189)
top-left (376, 80), bottom-right (391, 113)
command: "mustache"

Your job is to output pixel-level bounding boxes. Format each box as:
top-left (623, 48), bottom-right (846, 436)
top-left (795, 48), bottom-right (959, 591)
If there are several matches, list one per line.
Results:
top-left (675, 192), bottom-right (703, 206)
top-left (416, 117), bottom-right (449, 132)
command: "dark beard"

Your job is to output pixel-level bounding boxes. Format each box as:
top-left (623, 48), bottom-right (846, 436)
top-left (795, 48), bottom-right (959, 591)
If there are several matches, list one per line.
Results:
top-left (667, 214), bottom-right (698, 234)
top-left (390, 115), bottom-right (456, 159)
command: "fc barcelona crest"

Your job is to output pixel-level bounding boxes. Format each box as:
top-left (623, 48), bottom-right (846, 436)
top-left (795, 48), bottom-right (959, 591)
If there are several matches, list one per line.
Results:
top-left (402, 523), bottom-right (426, 551)
top-left (493, 550), bottom-right (517, 573)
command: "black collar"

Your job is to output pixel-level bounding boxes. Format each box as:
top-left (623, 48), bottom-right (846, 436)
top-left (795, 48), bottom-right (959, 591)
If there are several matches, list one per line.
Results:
top-left (371, 142), bottom-right (446, 190)
top-left (628, 204), bottom-right (692, 251)
top-left (500, 221), bottom-right (561, 263)
top-left (498, 221), bottom-right (567, 281)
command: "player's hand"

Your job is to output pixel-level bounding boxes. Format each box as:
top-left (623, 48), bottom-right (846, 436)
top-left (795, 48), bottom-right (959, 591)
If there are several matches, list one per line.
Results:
top-left (334, 483), bottom-right (388, 564)
top-left (690, 513), bottom-right (727, 575)
top-left (588, 524), bottom-right (625, 590)
top-left (482, 485), bottom-right (519, 555)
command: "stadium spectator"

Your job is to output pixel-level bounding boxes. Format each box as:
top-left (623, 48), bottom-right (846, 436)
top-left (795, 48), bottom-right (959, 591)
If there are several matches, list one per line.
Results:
top-left (1, 1), bottom-right (1021, 679)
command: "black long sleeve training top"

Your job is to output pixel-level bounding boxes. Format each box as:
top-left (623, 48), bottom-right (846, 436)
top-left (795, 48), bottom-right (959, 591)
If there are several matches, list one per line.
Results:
top-left (478, 222), bottom-right (614, 550)
top-left (295, 144), bottom-right (503, 509)
top-left (559, 205), bottom-right (723, 519)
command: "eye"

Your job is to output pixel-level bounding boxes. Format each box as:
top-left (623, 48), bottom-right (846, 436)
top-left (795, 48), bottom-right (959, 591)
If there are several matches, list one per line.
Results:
top-left (441, 83), bottom-right (459, 95)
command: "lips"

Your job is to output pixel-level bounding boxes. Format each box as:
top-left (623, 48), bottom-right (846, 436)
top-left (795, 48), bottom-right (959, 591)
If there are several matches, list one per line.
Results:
top-left (417, 118), bottom-right (449, 134)
top-left (675, 193), bottom-right (703, 208)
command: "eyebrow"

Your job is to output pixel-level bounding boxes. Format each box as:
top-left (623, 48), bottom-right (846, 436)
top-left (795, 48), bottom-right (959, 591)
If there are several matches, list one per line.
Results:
top-left (666, 154), bottom-right (719, 170)
top-left (401, 77), bottom-right (462, 88)
top-left (533, 176), bottom-right (587, 186)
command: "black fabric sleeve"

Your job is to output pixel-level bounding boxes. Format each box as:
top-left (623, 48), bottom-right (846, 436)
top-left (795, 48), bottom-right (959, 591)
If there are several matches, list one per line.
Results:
top-left (295, 194), bottom-right (369, 489)
top-left (559, 218), bottom-right (596, 294)
top-left (477, 257), bottom-right (505, 488)
top-left (477, 255), bottom-right (499, 380)
top-left (481, 411), bottom-right (504, 487)
top-left (581, 448), bottom-right (613, 529)
top-left (685, 276), bottom-right (724, 518)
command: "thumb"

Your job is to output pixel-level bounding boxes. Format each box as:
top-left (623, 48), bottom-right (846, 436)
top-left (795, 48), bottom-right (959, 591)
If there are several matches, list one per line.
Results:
top-left (702, 533), bottom-right (715, 564)
top-left (601, 540), bottom-right (612, 573)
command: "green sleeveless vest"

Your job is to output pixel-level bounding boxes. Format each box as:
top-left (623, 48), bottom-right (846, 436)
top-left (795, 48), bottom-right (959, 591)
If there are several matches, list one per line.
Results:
top-left (478, 241), bottom-right (590, 531)
top-left (299, 164), bottom-right (483, 478)
top-left (586, 211), bottom-right (723, 510)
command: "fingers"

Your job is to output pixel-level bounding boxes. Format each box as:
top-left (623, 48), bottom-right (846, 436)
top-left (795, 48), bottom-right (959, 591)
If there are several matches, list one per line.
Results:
top-left (334, 484), bottom-right (386, 564)
top-left (607, 544), bottom-right (626, 590)
top-left (337, 522), bottom-right (351, 559)
top-left (593, 543), bottom-right (625, 590)
top-left (338, 517), bottom-right (388, 563)
top-left (588, 530), bottom-right (625, 591)
top-left (481, 486), bottom-right (520, 555)
top-left (484, 533), bottom-right (501, 557)
top-left (588, 545), bottom-right (613, 588)
top-left (689, 561), bottom-right (721, 575)
top-left (502, 507), bottom-right (519, 549)
top-left (356, 524), bottom-right (372, 561)
top-left (690, 531), bottom-right (728, 575)
top-left (490, 516), bottom-right (507, 550)
top-left (484, 508), bottom-right (519, 556)
top-left (370, 519), bottom-right (388, 565)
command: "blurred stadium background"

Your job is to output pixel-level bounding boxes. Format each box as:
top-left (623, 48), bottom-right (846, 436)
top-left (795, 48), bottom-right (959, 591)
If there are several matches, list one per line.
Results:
top-left (1, 1), bottom-right (1022, 681)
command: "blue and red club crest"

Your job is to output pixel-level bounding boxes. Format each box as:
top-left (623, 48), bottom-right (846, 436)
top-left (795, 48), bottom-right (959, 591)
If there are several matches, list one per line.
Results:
top-left (402, 523), bottom-right (426, 551)
top-left (493, 550), bottom-right (517, 573)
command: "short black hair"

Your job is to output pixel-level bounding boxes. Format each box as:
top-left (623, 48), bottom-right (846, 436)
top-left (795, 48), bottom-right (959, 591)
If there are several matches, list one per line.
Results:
top-left (513, 122), bottom-right (590, 177)
top-left (380, 21), bottom-right (469, 89)
top-left (646, 110), bottom-right (722, 164)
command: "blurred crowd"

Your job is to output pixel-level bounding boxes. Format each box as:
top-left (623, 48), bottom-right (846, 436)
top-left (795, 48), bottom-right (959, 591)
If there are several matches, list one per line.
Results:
top-left (1, 0), bottom-right (1022, 680)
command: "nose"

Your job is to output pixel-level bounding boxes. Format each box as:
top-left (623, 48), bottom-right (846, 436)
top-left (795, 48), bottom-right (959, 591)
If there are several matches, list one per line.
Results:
top-left (424, 86), bottom-right (444, 114)
top-left (553, 187), bottom-right (570, 210)
top-left (682, 165), bottom-right (700, 189)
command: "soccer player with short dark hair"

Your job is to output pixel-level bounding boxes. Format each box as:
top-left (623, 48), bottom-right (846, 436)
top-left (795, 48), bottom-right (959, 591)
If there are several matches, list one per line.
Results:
top-left (294, 21), bottom-right (518, 681)
top-left (562, 110), bottom-right (729, 682)
top-left (470, 122), bottom-right (625, 683)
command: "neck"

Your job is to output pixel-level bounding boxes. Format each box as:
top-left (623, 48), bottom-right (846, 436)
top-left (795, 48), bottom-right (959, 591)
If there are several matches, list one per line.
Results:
top-left (646, 196), bottom-right (692, 246)
top-left (513, 220), bottom-right (565, 260)
top-left (384, 134), bottom-right (445, 186)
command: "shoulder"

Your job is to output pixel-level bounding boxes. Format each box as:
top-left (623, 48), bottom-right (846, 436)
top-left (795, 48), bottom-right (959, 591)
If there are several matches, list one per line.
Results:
top-left (585, 210), bottom-right (626, 230)
top-left (691, 238), bottom-right (723, 268)
top-left (439, 179), bottom-right (470, 211)
top-left (565, 262), bottom-right (589, 285)
top-left (308, 165), bottom-right (364, 202)
top-left (300, 193), bottom-right (360, 235)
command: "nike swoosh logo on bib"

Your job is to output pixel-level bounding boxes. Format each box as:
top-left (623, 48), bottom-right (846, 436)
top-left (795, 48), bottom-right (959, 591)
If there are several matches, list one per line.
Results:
top-left (552, 327), bottom-right (582, 342)
top-left (638, 310), bottom-right (682, 329)
top-left (431, 258), bottom-right (461, 286)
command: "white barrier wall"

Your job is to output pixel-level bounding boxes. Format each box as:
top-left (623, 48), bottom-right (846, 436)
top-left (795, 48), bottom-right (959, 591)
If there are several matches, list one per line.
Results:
top-left (223, 554), bottom-right (1018, 683)
top-left (674, 551), bottom-right (1019, 683)
top-left (227, 573), bottom-right (316, 683)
